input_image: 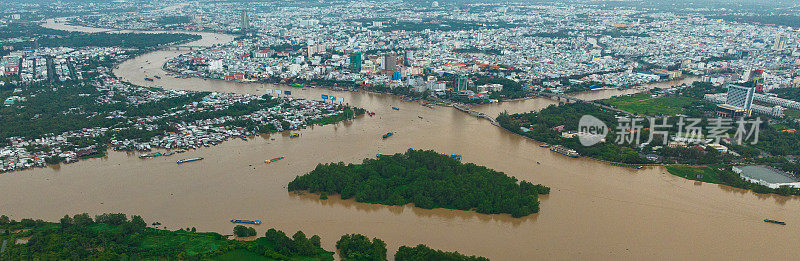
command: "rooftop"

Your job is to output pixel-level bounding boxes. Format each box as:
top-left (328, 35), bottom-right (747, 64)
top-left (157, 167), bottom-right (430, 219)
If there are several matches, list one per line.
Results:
top-left (737, 165), bottom-right (799, 184)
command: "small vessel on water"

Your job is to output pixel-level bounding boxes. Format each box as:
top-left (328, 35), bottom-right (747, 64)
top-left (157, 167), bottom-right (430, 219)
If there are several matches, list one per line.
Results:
top-left (177, 157), bottom-right (203, 164)
top-left (289, 133), bottom-right (300, 138)
top-left (144, 77), bottom-right (154, 82)
top-left (539, 144), bottom-right (550, 148)
top-left (265, 156), bottom-right (284, 164)
top-left (550, 145), bottom-right (580, 158)
top-left (230, 219), bottom-right (261, 225)
top-left (382, 132), bottom-right (394, 139)
top-left (154, 75), bottom-right (161, 79)
top-left (764, 219), bottom-right (786, 225)
top-left (391, 107), bottom-right (400, 110)
top-left (449, 154), bottom-right (462, 161)
top-left (139, 153), bottom-right (162, 158)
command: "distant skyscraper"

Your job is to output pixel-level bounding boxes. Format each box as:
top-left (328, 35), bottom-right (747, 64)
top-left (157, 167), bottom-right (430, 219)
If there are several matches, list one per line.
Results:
top-left (383, 53), bottom-right (397, 71)
top-left (773, 35), bottom-right (787, 51)
top-left (726, 84), bottom-right (755, 113)
top-left (240, 11), bottom-right (249, 31)
top-left (350, 52), bottom-right (362, 73)
top-left (456, 75), bottom-right (469, 91)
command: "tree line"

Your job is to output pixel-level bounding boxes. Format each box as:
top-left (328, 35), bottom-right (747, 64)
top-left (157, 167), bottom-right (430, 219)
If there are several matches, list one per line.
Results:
top-left (1, 214), bottom-right (490, 260)
top-left (336, 233), bottom-right (488, 261)
top-left (288, 149), bottom-right (550, 218)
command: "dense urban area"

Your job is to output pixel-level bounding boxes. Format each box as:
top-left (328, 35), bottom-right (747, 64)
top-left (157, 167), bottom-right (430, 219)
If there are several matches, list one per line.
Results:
top-left (2, 0), bottom-right (800, 259)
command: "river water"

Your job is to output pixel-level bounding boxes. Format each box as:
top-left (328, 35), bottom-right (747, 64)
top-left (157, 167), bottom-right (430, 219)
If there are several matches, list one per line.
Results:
top-left (3, 19), bottom-right (796, 260)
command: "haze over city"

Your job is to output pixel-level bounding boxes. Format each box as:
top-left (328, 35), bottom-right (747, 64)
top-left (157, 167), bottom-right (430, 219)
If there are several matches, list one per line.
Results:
top-left (1, 0), bottom-right (799, 260)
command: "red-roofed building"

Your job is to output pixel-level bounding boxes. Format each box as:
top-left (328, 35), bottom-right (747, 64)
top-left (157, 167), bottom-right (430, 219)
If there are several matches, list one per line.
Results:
top-left (254, 49), bottom-right (274, 58)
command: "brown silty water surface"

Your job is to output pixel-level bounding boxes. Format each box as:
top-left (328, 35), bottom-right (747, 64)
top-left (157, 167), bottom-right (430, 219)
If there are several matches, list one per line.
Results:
top-left (4, 18), bottom-right (794, 260)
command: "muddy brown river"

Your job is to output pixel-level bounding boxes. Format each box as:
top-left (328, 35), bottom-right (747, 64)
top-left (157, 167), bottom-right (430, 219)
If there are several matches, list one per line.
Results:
top-left (2, 19), bottom-right (794, 260)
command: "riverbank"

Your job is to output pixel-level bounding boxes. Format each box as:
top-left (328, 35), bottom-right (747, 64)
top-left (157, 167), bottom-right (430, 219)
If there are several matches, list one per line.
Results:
top-left (7, 16), bottom-right (798, 261)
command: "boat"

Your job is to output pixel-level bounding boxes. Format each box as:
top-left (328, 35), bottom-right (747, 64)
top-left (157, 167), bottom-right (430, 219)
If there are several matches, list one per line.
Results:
top-left (289, 133), bottom-right (300, 138)
top-left (144, 77), bottom-right (154, 82)
top-left (139, 153), bottom-right (162, 158)
top-left (391, 107), bottom-right (400, 110)
top-left (230, 219), bottom-right (261, 225)
top-left (176, 157), bottom-right (203, 164)
top-left (449, 154), bottom-right (462, 161)
top-left (635, 166), bottom-right (644, 169)
top-left (382, 132), bottom-right (394, 139)
top-left (154, 75), bottom-right (161, 79)
top-left (163, 152), bottom-right (175, 156)
top-left (265, 156), bottom-right (284, 164)
top-left (550, 145), bottom-right (580, 158)
top-left (764, 219), bottom-right (786, 225)
top-left (539, 144), bottom-right (550, 148)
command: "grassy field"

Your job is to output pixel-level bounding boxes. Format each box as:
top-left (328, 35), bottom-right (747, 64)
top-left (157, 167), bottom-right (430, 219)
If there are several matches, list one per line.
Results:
top-left (604, 93), bottom-right (697, 116)
top-left (665, 166), bottom-right (725, 184)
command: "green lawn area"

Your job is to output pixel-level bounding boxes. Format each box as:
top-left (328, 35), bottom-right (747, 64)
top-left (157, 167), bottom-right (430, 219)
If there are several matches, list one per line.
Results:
top-left (604, 93), bottom-right (697, 116)
top-left (139, 230), bottom-right (227, 256)
top-left (665, 166), bottom-right (725, 184)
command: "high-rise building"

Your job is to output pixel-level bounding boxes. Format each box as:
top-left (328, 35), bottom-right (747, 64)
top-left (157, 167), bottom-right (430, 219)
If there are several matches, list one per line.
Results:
top-left (350, 52), bottom-right (362, 73)
top-left (240, 11), bottom-right (249, 31)
top-left (382, 53), bottom-right (397, 71)
top-left (773, 35), bottom-right (787, 51)
top-left (726, 84), bottom-right (755, 114)
top-left (456, 75), bottom-right (469, 91)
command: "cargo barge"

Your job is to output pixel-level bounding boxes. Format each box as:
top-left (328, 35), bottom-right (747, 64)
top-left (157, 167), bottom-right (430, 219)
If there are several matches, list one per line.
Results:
top-left (176, 157), bottom-right (203, 164)
top-left (265, 156), bottom-right (284, 164)
top-left (764, 219), bottom-right (786, 225)
top-left (231, 219), bottom-right (261, 225)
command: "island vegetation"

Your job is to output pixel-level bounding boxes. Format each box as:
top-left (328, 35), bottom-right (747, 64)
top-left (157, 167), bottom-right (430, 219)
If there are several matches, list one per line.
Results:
top-left (0, 213), bottom-right (332, 260)
top-left (288, 149), bottom-right (550, 217)
top-left (336, 234), bottom-right (387, 261)
top-left (1, 214), bottom-right (490, 260)
top-left (334, 233), bottom-right (490, 261)
top-left (396, 244), bottom-right (490, 261)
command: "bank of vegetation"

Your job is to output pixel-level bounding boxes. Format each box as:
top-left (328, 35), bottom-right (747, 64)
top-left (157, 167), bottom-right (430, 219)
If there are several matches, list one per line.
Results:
top-left (288, 149), bottom-right (550, 217)
top-left (0, 213), bottom-right (332, 260)
top-left (666, 166), bottom-right (800, 196)
top-left (0, 214), bottom-right (489, 260)
top-left (497, 80), bottom-right (800, 195)
top-left (497, 102), bottom-right (650, 164)
top-left (0, 23), bottom-right (200, 54)
top-left (335, 233), bottom-right (489, 261)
